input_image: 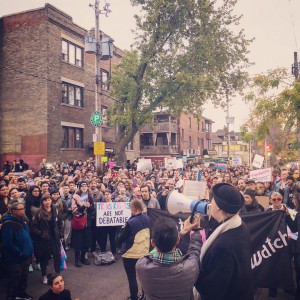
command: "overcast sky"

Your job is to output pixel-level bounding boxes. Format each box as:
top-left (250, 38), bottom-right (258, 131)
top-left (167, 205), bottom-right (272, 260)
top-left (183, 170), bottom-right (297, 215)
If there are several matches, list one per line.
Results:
top-left (1, 0), bottom-right (300, 131)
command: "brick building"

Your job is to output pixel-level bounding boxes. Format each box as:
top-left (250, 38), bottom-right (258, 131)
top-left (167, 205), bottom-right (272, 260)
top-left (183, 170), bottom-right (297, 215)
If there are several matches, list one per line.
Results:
top-left (140, 111), bottom-right (213, 166)
top-left (0, 4), bottom-right (136, 170)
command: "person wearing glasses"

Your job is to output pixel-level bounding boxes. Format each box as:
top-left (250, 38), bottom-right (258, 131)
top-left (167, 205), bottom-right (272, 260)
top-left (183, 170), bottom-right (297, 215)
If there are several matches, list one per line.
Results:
top-left (1, 202), bottom-right (33, 300)
top-left (267, 192), bottom-right (287, 212)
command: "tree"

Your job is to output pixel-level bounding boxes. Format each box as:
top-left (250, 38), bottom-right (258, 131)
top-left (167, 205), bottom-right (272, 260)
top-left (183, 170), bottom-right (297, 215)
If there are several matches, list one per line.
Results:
top-left (110, 0), bottom-right (252, 164)
top-left (240, 68), bottom-right (300, 164)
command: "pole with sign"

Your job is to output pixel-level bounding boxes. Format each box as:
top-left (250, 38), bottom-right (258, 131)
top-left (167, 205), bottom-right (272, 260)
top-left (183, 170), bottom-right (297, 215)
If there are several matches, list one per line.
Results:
top-left (91, 111), bottom-right (103, 170)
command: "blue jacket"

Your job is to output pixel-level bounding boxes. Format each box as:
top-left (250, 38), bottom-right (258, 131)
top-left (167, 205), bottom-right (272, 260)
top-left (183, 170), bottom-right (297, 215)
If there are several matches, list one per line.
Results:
top-left (118, 213), bottom-right (150, 259)
top-left (1, 214), bottom-right (33, 264)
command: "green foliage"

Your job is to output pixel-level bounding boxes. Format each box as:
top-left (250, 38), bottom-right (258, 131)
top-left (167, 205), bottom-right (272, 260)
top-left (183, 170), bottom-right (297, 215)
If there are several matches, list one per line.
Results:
top-left (110, 0), bottom-right (253, 162)
top-left (241, 68), bottom-right (300, 158)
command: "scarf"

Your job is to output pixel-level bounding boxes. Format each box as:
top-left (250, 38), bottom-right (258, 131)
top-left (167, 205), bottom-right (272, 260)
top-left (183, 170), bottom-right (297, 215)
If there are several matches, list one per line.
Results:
top-left (200, 214), bottom-right (242, 263)
top-left (150, 248), bottom-right (182, 265)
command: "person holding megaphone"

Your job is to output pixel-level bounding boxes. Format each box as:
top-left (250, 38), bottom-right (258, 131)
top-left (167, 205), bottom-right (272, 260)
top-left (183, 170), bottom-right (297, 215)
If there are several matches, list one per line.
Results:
top-left (194, 183), bottom-right (253, 300)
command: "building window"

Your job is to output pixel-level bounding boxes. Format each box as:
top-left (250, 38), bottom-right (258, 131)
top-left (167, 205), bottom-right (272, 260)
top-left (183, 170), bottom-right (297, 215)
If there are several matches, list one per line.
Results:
top-left (206, 139), bottom-right (211, 149)
top-left (198, 137), bottom-right (200, 147)
top-left (202, 122), bottom-right (205, 132)
top-left (197, 122), bottom-right (200, 131)
top-left (188, 136), bottom-right (192, 148)
top-left (102, 106), bottom-right (108, 125)
top-left (62, 126), bottom-right (83, 148)
top-left (101, 69), bottom-right (110, 91)
top-left (181, 129), bottom-right (184, 140)
top-left (189, 117), bottom-right (192, 129)
top-left (62, 82), bottom-right (83, 107)
top-left (62, 39), bottom-right (83, 67)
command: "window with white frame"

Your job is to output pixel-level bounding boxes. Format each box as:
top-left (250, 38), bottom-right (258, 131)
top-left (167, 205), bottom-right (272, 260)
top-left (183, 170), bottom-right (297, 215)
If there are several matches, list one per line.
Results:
top-left (62, 126), bottom-right (83, 148)
top-left (101, 106), bottom-right (108, 125)
top-left (62, 39), bottom-right (83, 67)
top-left (101, 69), bottom-right (110, 91)
top-left (62, 82), bottom-right (83, 107)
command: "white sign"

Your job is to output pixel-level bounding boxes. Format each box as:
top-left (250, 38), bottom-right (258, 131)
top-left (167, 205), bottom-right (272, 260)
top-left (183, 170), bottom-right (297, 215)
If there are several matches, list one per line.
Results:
top-left (249, 168), bottom-right (272, 182)
top-left (183, 181), bottom-right (207, 200)
top-left (175, 159), bottom-right (183, 169)
top-left (165, 157), bottom-right (177, 169)
top-left (137, 159), bottom-right (152, 172)
top-left (252, 154), bottom-right (264, 169)
top-left (232, 156), bottom-right (240, 167)
top-left (96, 202), bottom-right (131, 226)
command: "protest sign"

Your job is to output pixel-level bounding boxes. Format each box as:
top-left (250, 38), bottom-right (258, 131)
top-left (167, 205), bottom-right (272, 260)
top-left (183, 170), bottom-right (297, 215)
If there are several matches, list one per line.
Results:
top-left (137, 159), bottom-right (152, 172)
top-left (287, 208), bottom-right (298, 240)
top-left (175, 159), bottom-right (183, 169)
top-left (183, 180), bottom-right (207, 199)
top-left (255, 196), bottom-right (270, 210)
top-left (252, 154), bottom-right (264, 169)
top-left (96, 202), bottom-right (131, 227)
top-left (249, 168), bottom-right (272, 182)
top-left (165, 157), bottom-right (177, 169)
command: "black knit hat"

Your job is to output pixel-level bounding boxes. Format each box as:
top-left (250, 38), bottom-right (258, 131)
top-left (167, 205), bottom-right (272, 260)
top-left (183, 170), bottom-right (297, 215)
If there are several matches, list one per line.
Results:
top-left (212, 183), bottom-right (244, 214)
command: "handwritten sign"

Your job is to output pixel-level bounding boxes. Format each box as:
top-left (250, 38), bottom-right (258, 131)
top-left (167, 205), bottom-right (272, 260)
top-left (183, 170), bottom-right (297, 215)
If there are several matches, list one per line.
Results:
top-left (165, 157), bottom-right (177, 170)
top-left (96, 202), bottom-right (131, 226)
top-left (183, 181), bottom-right (207, 199)
top-left (137, 159), bottom-right (153, 172)
top-left (249, 168), bottom-right (272, 182)
top-left (252, 154), bottom-right (264, 169)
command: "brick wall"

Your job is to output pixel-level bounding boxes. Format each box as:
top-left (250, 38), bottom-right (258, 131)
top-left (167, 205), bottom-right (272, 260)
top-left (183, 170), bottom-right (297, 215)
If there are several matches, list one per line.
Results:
top-left (0, 9), bottom-right (49, 169)
top-left (0, 4), bottom-right (126, 170)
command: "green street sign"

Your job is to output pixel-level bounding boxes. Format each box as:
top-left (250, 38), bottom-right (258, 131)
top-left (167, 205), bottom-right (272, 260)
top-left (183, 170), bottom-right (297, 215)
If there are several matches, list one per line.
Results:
top-left (90, 111), bottom-right (102, 127)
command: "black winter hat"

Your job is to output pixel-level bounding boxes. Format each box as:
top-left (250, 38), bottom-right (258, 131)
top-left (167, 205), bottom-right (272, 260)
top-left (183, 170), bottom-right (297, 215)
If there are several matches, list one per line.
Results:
top-left (212, 183), bottom-right (244, 214)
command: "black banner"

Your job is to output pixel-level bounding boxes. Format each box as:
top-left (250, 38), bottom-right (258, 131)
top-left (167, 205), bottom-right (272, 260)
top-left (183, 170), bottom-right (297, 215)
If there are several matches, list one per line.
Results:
top-left (147, 209), bottom-right (294, 290)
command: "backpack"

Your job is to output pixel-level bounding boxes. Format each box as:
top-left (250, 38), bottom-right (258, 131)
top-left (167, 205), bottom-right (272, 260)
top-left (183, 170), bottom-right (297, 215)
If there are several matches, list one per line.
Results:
top-left (93, 251), bottom-right (116, 266)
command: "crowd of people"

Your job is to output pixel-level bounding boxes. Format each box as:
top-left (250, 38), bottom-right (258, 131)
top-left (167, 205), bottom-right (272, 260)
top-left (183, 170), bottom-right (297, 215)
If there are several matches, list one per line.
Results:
top-left (1, 157), bottom-right (300, 299)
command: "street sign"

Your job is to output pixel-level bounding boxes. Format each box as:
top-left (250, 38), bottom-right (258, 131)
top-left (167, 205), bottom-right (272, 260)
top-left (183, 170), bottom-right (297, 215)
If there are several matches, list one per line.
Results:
top-left (94, 142), bottom-right (105, 155)
top-left (90, 111), bottom-right (102, 127)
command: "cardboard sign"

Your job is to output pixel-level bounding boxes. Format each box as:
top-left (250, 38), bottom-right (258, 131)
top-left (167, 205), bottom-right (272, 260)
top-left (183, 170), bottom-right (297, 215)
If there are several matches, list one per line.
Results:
top-left (175, 159), bottom-right (183, 169)
top-left (165, 157), bottom-right (177, 169)
top-left (183, 181), bottom-right (207, 199)
top-left (255, 196), bottom-right (270, 210)
top-left (249, 168), bottom-right (272, 182)
top-left (137, 159), bottom-right (152, 172)
top-left (252, 154), bottom-right (264, 169)
top-left (96, 202), bottom-right (131, 227)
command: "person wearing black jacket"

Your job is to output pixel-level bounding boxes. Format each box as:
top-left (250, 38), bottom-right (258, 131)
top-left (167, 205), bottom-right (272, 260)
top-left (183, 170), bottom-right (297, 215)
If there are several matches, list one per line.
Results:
top-left (25, 185), bottom-right (42, 221)
top-left (31, 194), bottom-right (64, 284)
top-left (195, 183), bottom-right (253, 300)
top-left (38, 274), bottom-right (72, 300)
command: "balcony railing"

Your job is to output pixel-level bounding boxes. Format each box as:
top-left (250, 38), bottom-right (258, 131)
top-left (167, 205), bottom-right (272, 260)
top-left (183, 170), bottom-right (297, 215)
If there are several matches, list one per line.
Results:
top-left (140, 145), bottom-right (179, 155)
top-left (141, 122), bottom-right (177, 133)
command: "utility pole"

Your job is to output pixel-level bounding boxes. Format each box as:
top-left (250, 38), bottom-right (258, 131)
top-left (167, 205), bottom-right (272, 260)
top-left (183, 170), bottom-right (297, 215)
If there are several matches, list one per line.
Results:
top-left (89, 0), bottom-right (111, 171)
top-left (226, 95), bottom-right (231, 164)
top-left (291, 52), bottom-right (300, 162)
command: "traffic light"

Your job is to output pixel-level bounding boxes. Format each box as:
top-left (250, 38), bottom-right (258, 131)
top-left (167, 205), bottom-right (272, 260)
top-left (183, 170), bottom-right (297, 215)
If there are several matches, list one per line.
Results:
top-left (265, 145), bottom-right (271, 152)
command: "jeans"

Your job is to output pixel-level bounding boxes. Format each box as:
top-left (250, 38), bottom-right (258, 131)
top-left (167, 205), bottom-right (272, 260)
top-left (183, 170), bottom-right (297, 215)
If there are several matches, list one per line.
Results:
top-left (123, 257), bottom-right (139, 300)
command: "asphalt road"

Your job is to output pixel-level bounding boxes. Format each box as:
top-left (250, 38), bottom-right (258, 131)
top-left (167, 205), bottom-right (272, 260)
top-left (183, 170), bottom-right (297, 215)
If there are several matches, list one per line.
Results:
top-left (0, 250), bottom-right (295, 300)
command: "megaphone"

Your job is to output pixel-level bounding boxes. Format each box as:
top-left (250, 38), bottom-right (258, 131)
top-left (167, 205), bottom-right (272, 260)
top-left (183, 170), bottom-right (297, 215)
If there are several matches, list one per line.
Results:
top-left (166, 190), bottom-right (211, 216)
